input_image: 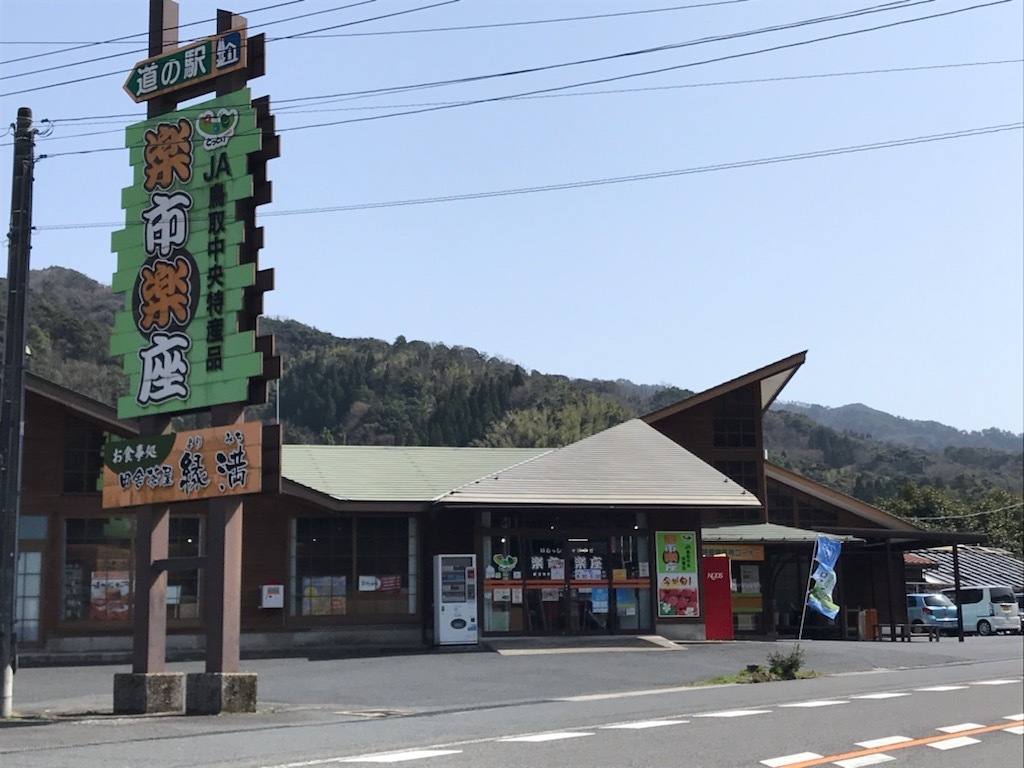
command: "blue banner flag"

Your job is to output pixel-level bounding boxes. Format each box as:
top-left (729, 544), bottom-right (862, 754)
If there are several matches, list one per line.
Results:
top-left (806, 537), bottom-right (842, 620)
top-left (815, 535), bottom-right (842, 570)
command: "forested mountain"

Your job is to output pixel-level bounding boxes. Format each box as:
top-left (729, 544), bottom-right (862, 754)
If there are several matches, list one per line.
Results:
top-left (774, 401), bottom-right (1023, 453)
top-left (3, 267), bottom-right (1021, 554)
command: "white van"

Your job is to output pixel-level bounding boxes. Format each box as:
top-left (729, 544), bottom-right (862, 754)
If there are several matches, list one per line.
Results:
top-left (941, 585), bottom-right (1022, 636)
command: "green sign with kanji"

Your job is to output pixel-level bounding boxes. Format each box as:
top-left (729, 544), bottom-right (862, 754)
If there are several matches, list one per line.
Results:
top-left (123, 27), bottom-right (247, 103)
top-left (110, 88), bottom-right (262, 419)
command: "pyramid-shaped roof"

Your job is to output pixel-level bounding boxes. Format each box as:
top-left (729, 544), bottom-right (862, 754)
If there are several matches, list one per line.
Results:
top-left (439, 419), bottom-right (761, 508)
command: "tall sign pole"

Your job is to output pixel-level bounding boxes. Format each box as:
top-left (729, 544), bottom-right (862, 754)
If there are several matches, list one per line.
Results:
top-left (110, 0), bottom-right (279, 716)
top-left (0, 107), bottom-right (35, 718)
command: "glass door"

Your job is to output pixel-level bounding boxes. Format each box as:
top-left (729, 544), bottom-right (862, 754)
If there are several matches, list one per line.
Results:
top-left (566, 539), bottom-right (610, 634)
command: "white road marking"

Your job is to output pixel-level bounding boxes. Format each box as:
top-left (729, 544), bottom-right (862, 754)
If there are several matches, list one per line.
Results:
top-left (1004, 713), bottom-right (1024, 720)
top-left (970, 679), bottom-right (1019, 685)
top-left (779, 700), bottom-right (848, 708)
top-left (695, 709), bottom-right (772, 718)
top-left (855, 736), bottom-right (912, 748)
top-left (1005, 726), bottom-right (1024, 735)
top-left (833, 754), bottom-right (896, 768)
top-left (558, 683), bottom-right (735, 701)
top-left (760, 753), bottom-right (823, 767)
top-left (927, 736), bottom-right (981, 750)
top-left (850, 693), bottom-right (910, 700)
top-left (499, 731), bottom-right (593, 742)
top-left (937, 723), bottom-right (985, 733)
top-left (914, 685), bottom-right (967, 691)
top-left (338, 750), bottom-right (462, 763)
top-left (600, 720), bottom-right (688, 729)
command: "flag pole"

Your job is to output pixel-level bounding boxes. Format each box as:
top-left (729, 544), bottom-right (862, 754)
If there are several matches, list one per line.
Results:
top-left (797, 538), bottom-right (818, 642)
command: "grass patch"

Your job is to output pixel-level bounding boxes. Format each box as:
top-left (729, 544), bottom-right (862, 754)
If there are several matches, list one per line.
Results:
top-left (691, 645), bottom-right (820, 686)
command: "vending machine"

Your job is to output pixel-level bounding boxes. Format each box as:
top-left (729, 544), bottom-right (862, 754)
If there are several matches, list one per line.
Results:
top-left (433, 554), bottom-right (478, 645)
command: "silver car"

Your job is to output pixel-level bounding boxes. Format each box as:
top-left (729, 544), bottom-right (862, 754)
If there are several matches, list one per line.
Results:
top-left (906, 592), bottom-right (958, 634)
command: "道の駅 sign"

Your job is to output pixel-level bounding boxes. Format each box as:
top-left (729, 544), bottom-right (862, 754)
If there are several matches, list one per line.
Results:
top-left (111, 88), bottom-right (263, 418)
top-left (123, 27), bottom-right (247, 103)
top-left (102, 422), bottom-right (262, 508)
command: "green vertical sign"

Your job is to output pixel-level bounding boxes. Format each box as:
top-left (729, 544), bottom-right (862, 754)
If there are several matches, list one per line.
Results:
top-left (111, 88), bottom-right (262, 419)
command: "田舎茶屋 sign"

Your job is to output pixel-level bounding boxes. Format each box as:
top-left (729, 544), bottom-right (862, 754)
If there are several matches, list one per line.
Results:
top-left (123, 27), bottom-right (247, 103)
top-left (110, 87), bottom-right (263, 418)
top-left (102, 423), bottom-right (262, 508)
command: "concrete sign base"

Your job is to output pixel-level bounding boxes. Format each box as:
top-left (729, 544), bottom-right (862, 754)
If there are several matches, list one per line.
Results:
top-left (113, 672), bottom-right (185, 714)
top-left (186, 672), bottom-right (257, 714)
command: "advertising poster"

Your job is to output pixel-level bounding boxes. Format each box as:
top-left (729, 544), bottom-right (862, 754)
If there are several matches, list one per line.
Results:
top-left (90, 571), bottom-right (132, 621)
top-left (655, 531), bottom-right (700, 617)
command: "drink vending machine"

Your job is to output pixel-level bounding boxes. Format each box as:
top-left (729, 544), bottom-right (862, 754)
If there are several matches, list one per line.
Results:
top-left (433, 554), bottom-right (478, 645)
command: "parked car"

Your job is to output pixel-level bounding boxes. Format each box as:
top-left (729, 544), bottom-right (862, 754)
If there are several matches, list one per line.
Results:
top-left (941, 585), bottom-right (1022, 635)
top-left (1016, 592), bottom-right (1024, 635)
top-left (906, 592), bottom-right (959, 634)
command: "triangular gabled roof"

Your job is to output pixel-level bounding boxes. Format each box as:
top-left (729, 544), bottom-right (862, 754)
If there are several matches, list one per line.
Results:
top-left (26, 372), bottom-right (137, 437)
top-left (282, 445), bottom-right (549, 503)
top-left (439, 419), bottom-right (762, 508)
top-left (765, 462), bottom-right (921, 532)
top-left (642, 351), bottom-right (806, 424)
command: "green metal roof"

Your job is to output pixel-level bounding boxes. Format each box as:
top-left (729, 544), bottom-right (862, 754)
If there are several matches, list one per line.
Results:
top-left (440, 420), bottom-right (761, 507)
top-left (282, 445), bottom-right (549, 502)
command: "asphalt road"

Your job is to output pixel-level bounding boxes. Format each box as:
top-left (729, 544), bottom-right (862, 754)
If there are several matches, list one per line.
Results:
top-left (2, 634), bottom-right (1022, 767)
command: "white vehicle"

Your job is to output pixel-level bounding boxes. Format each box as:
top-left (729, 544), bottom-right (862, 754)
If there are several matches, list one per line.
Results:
top-left (941, 585), bottom-right (1022, 636)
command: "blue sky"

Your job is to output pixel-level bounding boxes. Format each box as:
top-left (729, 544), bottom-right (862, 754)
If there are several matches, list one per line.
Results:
top-left (1, 0), bottom-right (1022, 434)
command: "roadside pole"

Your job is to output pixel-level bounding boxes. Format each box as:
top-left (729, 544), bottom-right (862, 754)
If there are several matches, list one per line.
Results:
top-left (1, 107), bottom-right (35, 718)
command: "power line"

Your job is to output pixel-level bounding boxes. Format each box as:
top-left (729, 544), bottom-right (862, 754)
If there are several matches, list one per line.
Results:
top-left (0, 0), bottom-right (382, 81)
top-left (32, 121), bottom-right (1023, 230)
top-left (282, 0), bottom-right (753, 38)
top-left (272, 1), bottom-right (941, 106)
top-left (0, 0), bottom-right (751, 47)
top-left (0, 0), bottom-right (310, 67)
top-left (267, 1), bottom-right (1015, 134)
top-left (905, 502), bottom-right (1024, 520)
top-left (22, 2), bottom-right (1015, 157)
top-left (19, 58), bottom-right (1021, 146)
top-left (0, 0), bottom-right (928, 100)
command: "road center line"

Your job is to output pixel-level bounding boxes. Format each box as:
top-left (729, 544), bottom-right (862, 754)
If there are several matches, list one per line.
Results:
top-left (764, 720), bottom-right (1024, 768)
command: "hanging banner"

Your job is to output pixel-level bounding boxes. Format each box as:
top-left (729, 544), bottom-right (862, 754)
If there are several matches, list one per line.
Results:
top-left (806, 535), bottom-right (842, 620)
top-left (655, 531), bottom-right (699, 617)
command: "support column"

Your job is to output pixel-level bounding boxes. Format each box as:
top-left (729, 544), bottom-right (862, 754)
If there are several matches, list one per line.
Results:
top-left (187, 404), bottom-right (256, 714)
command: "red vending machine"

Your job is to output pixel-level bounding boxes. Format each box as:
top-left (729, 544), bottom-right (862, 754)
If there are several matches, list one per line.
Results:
top-left (702, 556), bottom-right (734, 640)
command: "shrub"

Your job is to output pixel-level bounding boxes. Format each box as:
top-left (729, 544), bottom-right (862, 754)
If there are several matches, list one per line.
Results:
top-left (767, 644), bottom-right (804, 680)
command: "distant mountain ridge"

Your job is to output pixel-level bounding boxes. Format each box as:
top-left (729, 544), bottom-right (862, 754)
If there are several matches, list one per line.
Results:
top-left (773, 402), bottom-right (1023, 454)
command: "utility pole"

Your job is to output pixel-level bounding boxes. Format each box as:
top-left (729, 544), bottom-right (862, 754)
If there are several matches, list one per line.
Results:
top-left (1, 107), bottom-right (35, 718)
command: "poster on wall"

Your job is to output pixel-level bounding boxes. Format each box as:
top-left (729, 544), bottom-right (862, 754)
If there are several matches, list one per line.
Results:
top-left (90, 571), bottom-right (132, 621)
top-left (655, 531), bottom-right (700, 617)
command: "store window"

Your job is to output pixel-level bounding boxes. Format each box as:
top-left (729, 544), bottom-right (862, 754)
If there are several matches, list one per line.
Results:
top-left (168, 517), bottom-right (201, 620)
top-left (63, 422), bottom-right (105, 493)
top-left (62, 517), bottom-right (133, 623)
top-left (291, 516), bottom-right (417, 619)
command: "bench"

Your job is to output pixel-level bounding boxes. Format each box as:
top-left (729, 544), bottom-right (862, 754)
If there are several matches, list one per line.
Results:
top-left (872, 623), bottom-right (940, 642)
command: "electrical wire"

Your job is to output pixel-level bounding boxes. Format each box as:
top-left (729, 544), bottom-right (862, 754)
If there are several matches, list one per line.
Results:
top-left (0, 0), bottom-right (382, 81)
top-left (24, 1), bottom-right (1015, 158)
top-left (17, 58), bottom-right (1020, 146)
top-left (0, 0), bottom-right (923, 100)
top-left (0, 0), bottom-right (311, 67)
top-left (900, 502), bottom-right (1024, 520)
top-left (32, 122), bottom-right (1023, 230)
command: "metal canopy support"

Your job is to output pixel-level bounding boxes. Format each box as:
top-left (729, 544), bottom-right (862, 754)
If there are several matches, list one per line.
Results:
top-left (953, 542), bottom-right (964, 643)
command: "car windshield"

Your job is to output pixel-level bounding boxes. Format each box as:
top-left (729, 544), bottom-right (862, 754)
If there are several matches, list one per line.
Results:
top-left (990, 587), bottom-right (1015, 603)
top-left (924, 594), bottom-right (954, 607)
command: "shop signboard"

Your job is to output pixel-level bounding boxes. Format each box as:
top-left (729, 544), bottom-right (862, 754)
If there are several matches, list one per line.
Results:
top-left (702, 544), bottom-right (764, 561)
top-left (102, 422), bottom-right (262, 508)
top-left (702, 556), bottom-right (733, 640)
top-left (110, 88), bottom-right (263, 419)
top-left (655, 530), bottom-right (700, 617)
top-left (123, 26), bottom-right (247, 103)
